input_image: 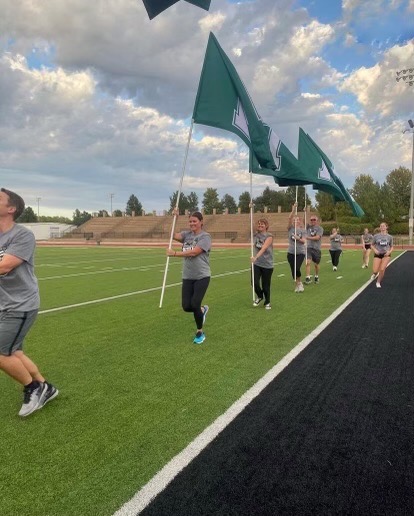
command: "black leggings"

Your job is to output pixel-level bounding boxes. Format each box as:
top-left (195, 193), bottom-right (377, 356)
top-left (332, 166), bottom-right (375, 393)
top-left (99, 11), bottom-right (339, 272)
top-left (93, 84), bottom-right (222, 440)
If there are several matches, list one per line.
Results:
top-left (329, 249), bottom-right (342, 267)
top-left (287, 252), bottom-right (305, 280)
top-left (182, 277), bottom-right (210, 330)
top-left (253, 265), bottom-right (273, 304)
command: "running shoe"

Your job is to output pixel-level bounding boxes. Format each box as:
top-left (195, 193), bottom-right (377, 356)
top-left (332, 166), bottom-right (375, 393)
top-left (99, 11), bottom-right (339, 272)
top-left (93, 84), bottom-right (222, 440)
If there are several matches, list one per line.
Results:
top-left (40, 382), bottom-right (59, 408)
top-left (305, 277), bottom-right (311, 284)
top-left (253, 298), bottom-right (262, 307)
top-left (18, 382), bottom-right (48, 417)
top-left (376, 282), bottom-right (381, 288)
top-left (314, 276), bottom-right (319, 284)
top-left (193, 332), bottom-right (206, 344)
top-left (264, 303), bottom-right (271, 310)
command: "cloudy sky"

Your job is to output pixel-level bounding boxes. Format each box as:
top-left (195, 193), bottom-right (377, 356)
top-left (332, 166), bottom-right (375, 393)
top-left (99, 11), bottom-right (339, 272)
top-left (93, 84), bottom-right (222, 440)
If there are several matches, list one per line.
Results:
top-left (1, 0), bottom-right (414, 217)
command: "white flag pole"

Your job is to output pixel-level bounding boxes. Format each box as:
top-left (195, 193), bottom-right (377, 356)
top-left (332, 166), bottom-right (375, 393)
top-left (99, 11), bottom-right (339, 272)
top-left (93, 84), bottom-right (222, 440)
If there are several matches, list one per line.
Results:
top-left (249, 168), bottom-right (255, 302)
top-left (294, 186), bottom-right (298, 285)
top-left (304, 186), bottom-right (308, 263)
top-left (159, 119), bottom-right (194, 308)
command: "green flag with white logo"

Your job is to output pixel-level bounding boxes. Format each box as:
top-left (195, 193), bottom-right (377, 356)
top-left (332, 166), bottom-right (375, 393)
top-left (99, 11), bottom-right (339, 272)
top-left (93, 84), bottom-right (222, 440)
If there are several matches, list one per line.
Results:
top-left (193, 32), bottom-right (283, 173)
top-left (299, 129), bottom-right (364, 217)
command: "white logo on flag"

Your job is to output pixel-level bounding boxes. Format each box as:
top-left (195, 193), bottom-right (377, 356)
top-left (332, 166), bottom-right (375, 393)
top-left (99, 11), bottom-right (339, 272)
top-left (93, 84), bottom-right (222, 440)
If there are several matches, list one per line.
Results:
top-left (232, 99), bottom-right (250, 141)
top-left (268, 129), bottom-right (281, 170)
top-left (318, 161), bottom-right (332, 181)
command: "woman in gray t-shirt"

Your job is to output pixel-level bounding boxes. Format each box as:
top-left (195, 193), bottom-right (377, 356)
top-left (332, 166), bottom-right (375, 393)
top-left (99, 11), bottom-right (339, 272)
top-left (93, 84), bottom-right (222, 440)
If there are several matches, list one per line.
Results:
top-left (287, 204), bottom-right (306, 293)
top-left (167, 211), bottom-right (211, 344)
top-left (329, 227), bottom-right (343, 271)
top-left (251, 218), bottom-right (273, 309)
top-left (371, 222), bottom-right (393, 288)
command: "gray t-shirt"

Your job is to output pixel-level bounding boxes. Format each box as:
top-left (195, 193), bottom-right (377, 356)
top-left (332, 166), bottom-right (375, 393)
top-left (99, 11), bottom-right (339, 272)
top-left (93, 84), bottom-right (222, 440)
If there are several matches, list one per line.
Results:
top-left (253, 232), bottom-right (273, 269)
top-left (180, 230), bottom-right (211, 280)
top-left (372, 233), bottom-right (393, 255)
top-left (362, 233), bottom-right (373, 245)
top-left (329, 233), bottom-right (343, 251)
top-left (0, 224), bottom-right (40, 311)
top-left (307, 225), bottom-right (324, 250)
top-left (287, 226), bottom-right (306, 255)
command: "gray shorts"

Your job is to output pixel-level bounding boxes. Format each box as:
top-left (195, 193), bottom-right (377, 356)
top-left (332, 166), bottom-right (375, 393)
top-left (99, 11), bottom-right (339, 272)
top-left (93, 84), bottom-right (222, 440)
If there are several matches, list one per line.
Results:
top-left (0, 310), bottom-right (38, 356)
top-left (307, 248), bottom-right (322, 264)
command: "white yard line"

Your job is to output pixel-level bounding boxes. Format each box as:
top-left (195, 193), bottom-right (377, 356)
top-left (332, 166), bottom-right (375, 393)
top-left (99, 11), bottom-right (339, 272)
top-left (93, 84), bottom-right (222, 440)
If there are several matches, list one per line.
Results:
top-left (38, 269), bottom-right (251, 314)
top-left (113, 253), bottom-right (404, 516)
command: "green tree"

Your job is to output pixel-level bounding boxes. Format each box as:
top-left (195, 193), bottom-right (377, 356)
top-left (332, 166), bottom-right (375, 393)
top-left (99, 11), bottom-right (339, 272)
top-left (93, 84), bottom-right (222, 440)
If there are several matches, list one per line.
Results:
top-left (238, 191), bottom-right (251, 213)
top-left (285, 186), bottom-right (310, 211)
top-left (169, 191), bottom-right (199, 214)
top-left (221, 193), bottom-right (238, 214)
top-left (315, 191), bottom-right (336, 221)
top-left (17, 206), bottom-right (38, 223)
top-left (38, 215), bottom-right (72, 224)
top-left (202, 188), bottom-right (222, 214)
top-left (98, 210), bottom-right (109, 217)
top-left (351, 174), bottom-right (382, 224)
top-left (187, 192), bottom-right (199, 213)
top-left (383, 166), bottom-right (411, 220)
top-left (73, 209), bottom-right (92, 226)
top-left (113, 209), bottom-right (123, 217)
top-left (126, 194), bottom-right (143, 216)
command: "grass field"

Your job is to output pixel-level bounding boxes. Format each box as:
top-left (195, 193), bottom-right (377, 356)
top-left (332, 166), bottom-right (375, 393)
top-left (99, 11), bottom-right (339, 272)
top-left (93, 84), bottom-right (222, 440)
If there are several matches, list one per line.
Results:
top-left (0, 245), bottom-right (391, 515)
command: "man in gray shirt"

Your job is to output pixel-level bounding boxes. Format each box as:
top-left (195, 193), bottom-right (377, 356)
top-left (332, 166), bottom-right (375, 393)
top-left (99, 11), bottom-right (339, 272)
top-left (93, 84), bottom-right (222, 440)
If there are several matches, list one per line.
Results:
top-left (305, 215), bottom-right (324, 284)
top-left (0, 188), bottom-right (58, 417)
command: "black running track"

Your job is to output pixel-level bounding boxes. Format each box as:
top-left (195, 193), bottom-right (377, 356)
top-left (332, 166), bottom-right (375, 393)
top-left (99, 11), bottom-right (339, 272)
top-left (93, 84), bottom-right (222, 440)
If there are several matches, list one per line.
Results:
top-left (142, 252), bottom-right (414, 515)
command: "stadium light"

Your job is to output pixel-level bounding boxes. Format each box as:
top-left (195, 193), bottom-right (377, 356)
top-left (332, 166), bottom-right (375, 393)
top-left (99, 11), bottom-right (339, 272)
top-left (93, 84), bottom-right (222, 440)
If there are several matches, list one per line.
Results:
top-left (403, 120), bottom-right (414, 245)
top-left (396, 68), bottom-right (414, 86)
top-left (109, 193), bottom-right (114, 216)
top-left (36, 197), bottom-right (41, 218)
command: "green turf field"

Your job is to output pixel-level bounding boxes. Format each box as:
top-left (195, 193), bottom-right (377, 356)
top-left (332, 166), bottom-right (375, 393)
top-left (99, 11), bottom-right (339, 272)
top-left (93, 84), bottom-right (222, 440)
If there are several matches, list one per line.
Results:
top-left (0, 246), bottom-right (391, 515)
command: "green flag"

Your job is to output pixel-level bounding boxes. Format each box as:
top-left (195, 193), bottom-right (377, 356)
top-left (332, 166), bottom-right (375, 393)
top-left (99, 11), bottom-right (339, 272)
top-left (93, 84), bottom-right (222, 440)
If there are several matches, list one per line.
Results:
top-left (300, 129), bottom-right (364, 217)
top-left (142, 0), bottom-right (210, 20)
top-left (193, 32), bottom-right (277, 171)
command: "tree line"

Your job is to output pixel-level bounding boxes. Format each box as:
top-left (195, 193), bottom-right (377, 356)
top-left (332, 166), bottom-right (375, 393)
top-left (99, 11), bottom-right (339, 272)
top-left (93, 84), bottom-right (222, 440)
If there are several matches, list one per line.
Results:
top-left (16, 166), bottom-right (411, 232)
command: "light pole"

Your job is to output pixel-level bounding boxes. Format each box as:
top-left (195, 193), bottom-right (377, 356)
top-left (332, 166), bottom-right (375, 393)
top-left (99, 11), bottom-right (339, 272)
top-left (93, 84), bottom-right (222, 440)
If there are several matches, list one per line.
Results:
top-left (403, 119), bottom-right (414, 246)
top-left (36, 197), bottom-right (41, 218)
top-left (109, 193), bottom-right (114, 216)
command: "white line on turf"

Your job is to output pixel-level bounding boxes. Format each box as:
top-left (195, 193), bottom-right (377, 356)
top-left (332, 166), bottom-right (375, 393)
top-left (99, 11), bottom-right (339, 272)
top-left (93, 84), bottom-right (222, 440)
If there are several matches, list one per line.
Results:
top-left (113, 252), bottom-right (405, 516)
top-left (38, 269), bottom-right (251, 314)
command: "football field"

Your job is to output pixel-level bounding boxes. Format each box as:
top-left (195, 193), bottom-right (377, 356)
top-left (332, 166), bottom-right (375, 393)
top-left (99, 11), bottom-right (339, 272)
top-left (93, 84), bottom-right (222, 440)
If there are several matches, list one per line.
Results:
top-left (0, 245), bottom-right (386, 515)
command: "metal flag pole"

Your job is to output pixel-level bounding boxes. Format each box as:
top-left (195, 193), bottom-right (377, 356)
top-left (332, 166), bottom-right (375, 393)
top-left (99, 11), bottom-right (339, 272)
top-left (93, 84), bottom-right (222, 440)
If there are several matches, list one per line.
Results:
top-left (159, 119), bottom-right (194, 308)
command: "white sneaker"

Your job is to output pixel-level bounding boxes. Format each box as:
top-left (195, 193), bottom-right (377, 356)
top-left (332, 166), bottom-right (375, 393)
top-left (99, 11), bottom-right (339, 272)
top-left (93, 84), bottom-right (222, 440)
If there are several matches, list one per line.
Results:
top-left (264, 303), bottom-right (271, 310)
top-left (333, 266), bottom-right (337, 271)
top-left (19, 382), bottom-right (48, 417)
top-left (253, 298), bottom-right (262, 307)
top-left (294, 285), bottom-right (299, 293)
top-left (371, 273), bottom-right (379, 281)
top-left (297, 283), bottom-right (304, 293)
top-left (362, 265), bottom-right (365, 269)
top-left (376, 282), bottom-right (381, 288)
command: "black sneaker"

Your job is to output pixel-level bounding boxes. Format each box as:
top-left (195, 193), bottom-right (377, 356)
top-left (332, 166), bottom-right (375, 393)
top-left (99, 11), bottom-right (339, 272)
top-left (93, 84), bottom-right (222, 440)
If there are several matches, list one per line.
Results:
top-left (18, 382), bottom-right (48, 417)
top-left (314, 276), bottom-right (319, 284)
top-left (305, 277), bottom-right (311, 285)
top-left (40, 382), bottom-right (59, 408)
